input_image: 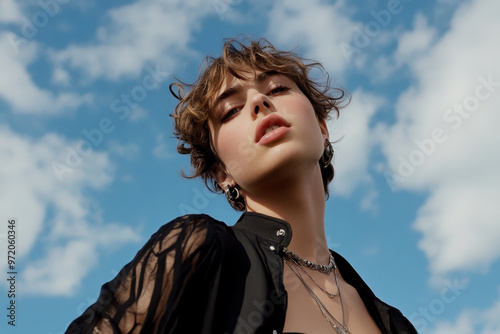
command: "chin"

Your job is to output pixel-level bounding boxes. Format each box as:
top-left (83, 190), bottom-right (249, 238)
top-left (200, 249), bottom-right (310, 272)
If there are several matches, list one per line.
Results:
top-left (246, 148), bottom-right (320, 186)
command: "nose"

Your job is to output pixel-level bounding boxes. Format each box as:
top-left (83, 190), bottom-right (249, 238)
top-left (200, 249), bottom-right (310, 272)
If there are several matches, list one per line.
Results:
top-left (250, 90), bottom-right (273, 116)
top-left (254, 101), bottom-right (270, 114)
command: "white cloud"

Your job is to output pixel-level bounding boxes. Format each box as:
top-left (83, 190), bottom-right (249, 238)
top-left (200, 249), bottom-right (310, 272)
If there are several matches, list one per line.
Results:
top-left (129, 106), bottom-right (148, 122)
top-left (394, 13), bottom-right (437, 63)
top-left (431, 313), bottom-right (475, 334)
top-left (0, 0), bottom-right (23, 24)
top-left (328, 89), bottom-right (385, 196)
top-left (51, 66), bottom-right (71, 86)
top-left (430, 295), bottom-right (500, 334)
top-left (267, 0), bottom-right (423, 74)
top-left (22, 241), bottom-right (98, 296)
top-left (266, 0), bottom-right (358, 75)
top-left (107, 140), bottom-right (140, 160)
top-left (152, 133), bottom-right (170, 160)
top-left (379, 0), bottom-right (500, 282)
top-left (360, 189), bottom-right (379, 214)
top-left (371, 13), bottom-right (437, 82)
top-left (50, 0), bottom-right (213, 81)
top-left (0, 33), bottom-right (92, 114)
top-left (0, 126), bottom-right (140, 296)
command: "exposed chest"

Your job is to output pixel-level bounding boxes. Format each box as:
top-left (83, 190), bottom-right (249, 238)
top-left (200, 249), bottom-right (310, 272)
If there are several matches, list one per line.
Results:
top-left (282, 264), bottom-right (383, 334)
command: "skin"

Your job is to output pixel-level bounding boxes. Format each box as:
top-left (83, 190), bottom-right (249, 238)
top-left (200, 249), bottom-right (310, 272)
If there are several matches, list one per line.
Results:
top-left (208, 70), bottom-right (381, 334)
top-left (209, 71), bottom-right (328, 257)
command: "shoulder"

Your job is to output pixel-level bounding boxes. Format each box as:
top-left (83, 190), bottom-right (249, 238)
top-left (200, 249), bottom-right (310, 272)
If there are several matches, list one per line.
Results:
top-left (66, 215), bottom-right (240, 333)
top-left (154, 213), bottom-right (233, 240)
top-left (142, 214), bottom-right (238, 258)
top-left (332, 250), bottom-right (418, 333)
top-left (331, 250), bottom-right (381, 308)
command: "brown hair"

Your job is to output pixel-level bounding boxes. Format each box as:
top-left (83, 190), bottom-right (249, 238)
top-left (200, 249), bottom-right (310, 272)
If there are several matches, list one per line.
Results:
top-left (170, 37), bottom-right (348, 211)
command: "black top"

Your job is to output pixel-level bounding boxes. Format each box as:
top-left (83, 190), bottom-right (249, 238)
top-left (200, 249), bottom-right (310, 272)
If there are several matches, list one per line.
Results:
top-left (66, 212), bottom-right (417, 334)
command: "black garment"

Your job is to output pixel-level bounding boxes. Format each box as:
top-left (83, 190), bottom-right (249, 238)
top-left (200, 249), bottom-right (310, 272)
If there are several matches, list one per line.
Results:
top-left (66, 212), bottom-right (417, 334)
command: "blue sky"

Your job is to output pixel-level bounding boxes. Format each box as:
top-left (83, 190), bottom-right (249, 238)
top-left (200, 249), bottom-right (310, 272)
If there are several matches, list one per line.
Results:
top-left (1, 0), bottom-right (499, 333)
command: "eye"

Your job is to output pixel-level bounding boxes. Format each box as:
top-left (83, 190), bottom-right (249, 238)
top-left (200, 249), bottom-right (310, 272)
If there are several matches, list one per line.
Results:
top-left (268, 84), bottom-right (290, 95)
top-left (221, 106), bottom-right (241, 122)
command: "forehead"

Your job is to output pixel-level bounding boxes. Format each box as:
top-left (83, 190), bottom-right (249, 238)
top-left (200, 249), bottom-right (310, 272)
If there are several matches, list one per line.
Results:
top-left (218, 69), bottom-right (260, 92)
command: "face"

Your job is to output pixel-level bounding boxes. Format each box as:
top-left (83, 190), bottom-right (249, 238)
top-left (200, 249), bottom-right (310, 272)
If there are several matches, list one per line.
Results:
top-left (208, 70), bottom-right (329, 196)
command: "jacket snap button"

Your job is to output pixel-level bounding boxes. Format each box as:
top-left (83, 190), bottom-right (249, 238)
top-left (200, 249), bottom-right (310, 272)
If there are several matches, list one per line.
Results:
top-left (276, 229), bottom-right (286, 236)
top-left (269, 246), bottom-right (275, 251)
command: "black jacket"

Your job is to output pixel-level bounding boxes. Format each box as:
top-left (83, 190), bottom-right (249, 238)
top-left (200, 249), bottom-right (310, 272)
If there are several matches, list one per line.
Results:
top-left (66, 212), bottom-right (417, 334)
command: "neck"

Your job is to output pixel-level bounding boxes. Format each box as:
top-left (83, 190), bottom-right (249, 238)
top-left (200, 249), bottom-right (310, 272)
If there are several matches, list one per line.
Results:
top-left (244, 164), bottom-right (330, 265)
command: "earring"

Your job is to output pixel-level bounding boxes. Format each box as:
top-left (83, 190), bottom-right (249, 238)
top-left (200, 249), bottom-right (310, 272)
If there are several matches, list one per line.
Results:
top-left (225, 185), bottom-right (240, 202)
top-left (321, 139), bottom-right (334, 168)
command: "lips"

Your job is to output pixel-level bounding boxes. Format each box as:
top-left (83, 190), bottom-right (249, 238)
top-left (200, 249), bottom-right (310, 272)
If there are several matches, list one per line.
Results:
top-left (255, 114), bottom-right (291, 145)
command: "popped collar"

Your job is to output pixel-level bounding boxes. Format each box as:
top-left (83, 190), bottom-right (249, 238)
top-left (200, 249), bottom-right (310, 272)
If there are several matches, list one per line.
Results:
top-left (233, 211), bottom-right (293, 250)
top-left (230, 211), bottom-right (293, 332)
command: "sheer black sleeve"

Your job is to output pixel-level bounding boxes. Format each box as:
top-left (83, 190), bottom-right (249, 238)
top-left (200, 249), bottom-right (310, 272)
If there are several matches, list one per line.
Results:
top-left (66, 214), bottom-right (246, 334)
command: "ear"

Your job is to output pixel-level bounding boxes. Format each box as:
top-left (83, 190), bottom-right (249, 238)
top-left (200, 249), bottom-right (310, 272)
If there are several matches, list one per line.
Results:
top-left (211, 162), bottom-right (235, 190)
top-left (318, 118), bottom-right (330, 140)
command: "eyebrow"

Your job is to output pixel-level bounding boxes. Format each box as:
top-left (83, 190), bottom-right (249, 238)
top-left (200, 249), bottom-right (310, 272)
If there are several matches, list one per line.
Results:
top-left (214, 71), bottom-right (279, 108)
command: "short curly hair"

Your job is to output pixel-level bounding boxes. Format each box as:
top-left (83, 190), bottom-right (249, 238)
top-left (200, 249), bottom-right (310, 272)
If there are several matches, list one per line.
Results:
top-left (170, 37), bottom-right (348, 211)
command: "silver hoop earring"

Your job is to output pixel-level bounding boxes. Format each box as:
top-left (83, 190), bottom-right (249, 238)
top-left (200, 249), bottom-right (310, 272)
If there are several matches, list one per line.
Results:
top-left (225, 185), bottom-right (240, 202)
top-left (321, 139), bottom-right (334, 168)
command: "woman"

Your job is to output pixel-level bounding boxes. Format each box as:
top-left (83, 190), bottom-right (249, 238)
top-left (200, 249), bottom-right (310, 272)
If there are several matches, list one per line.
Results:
top-left (66, 38), bottom-right (417, 334)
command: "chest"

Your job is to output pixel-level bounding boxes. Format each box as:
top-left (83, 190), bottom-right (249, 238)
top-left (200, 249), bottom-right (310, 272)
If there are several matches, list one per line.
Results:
top-left (281, 264), bottom-right (383, 334)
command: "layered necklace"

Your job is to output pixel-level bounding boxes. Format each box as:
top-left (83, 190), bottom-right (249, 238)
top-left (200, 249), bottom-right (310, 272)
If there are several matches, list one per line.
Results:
top-left (282, 247), bottom-right (351, 334)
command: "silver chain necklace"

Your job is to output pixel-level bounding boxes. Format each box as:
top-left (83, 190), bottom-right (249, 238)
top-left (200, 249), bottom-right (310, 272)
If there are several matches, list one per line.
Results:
top-left (292, 258), bottom-right (338, 298)
top-left (283, 248), bottom-right (350, 334)
top-left (282, 247), bottom-right (335, 274)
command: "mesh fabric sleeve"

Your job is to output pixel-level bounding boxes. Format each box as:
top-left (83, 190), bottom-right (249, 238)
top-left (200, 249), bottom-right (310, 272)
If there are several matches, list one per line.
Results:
top-left (65, 214), bottom-right (229, 334)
